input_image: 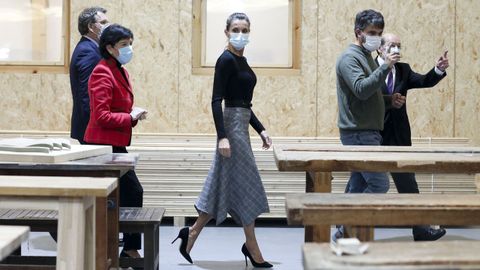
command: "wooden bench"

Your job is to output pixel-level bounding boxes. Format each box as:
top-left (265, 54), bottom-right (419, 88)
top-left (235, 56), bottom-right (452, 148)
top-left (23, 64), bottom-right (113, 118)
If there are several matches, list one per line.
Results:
top-left (0, 207), bottom-right (164, 270)
top-left (286, 193), bottom-right (480, 241)
top-left (303, 241), bottom-right (480, 269)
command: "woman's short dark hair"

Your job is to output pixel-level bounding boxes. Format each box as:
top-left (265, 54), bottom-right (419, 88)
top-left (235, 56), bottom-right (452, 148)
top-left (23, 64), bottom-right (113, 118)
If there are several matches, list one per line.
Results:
top-left (78, 6), bottom-right (107, 35)
top-left (225, 12), bottom-right (250, 31)
top-left (99, 24), bottom-right (134, 59)
top-left (354, 9), bottom-right (384, 37)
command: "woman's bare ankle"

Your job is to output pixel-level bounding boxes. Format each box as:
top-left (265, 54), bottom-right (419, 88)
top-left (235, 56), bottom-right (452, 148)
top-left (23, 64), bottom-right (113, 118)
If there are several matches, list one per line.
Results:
top-left (186, 228), bottom-right (199, 253)
top-left (245, 241), bottom-right (265, 262)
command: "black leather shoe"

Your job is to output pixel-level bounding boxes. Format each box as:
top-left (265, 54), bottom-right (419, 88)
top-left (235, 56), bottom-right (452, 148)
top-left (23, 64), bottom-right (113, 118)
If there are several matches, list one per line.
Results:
top-left (413, 227), bottom-right (446, 241)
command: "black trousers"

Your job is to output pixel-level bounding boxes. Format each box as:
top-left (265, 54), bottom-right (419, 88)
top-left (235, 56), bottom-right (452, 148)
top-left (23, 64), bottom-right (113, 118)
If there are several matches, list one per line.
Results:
top-left (391, 172), bottom-right (430, 235)
top-left (113, 146), bottom-right (144, 250)
top-left (391, 172), bottom-right (419, 193)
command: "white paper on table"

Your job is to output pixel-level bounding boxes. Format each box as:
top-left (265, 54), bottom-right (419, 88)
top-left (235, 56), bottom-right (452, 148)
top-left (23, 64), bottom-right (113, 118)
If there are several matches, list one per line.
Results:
top-left (330, 238), bottom-right (369, 256)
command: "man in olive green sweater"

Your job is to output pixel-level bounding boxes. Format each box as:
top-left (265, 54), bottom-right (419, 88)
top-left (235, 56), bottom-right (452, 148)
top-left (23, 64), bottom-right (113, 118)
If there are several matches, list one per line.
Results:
top-left (336, 9), bottom-right (404, 194)
top-left (334, 8), bottom-right (405, 241)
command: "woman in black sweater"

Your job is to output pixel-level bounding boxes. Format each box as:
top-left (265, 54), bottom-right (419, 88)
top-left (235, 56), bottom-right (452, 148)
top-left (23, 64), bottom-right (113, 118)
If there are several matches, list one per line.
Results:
top-left (172, 12), bottom-right (273, 268)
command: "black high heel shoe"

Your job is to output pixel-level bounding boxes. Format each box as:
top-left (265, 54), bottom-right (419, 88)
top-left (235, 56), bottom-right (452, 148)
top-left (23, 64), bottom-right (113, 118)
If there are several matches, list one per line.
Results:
top-left (171, 227), bottom-right (193, 264)
top-left (241, 243), bottom-right (273, 268)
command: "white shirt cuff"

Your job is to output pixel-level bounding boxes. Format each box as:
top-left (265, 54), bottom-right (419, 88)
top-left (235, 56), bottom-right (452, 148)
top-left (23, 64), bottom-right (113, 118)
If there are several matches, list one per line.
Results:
top-left (434, 66), bottom-right (445, 75)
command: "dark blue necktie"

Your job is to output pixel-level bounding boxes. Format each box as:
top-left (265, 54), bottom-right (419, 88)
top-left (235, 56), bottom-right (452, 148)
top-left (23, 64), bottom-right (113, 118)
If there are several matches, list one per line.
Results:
top-left (387, 71), bottom-right (394, 94)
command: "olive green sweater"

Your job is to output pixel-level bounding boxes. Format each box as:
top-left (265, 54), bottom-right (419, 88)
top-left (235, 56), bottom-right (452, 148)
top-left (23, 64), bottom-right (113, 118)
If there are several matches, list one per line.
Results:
top-left (336, 44), bottom-right (391, 131)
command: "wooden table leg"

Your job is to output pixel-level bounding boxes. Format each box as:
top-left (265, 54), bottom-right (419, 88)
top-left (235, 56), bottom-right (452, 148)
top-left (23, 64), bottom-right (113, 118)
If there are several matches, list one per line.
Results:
top-left (85, 198), bottom-right (95, 269)
top-left (144, 225), bottom-right (157, 270)
top-left (96, 197), bottom-right (108, 270)
top-left (305, 225), bottom-right (331, 243)
top-left (306, 171), bottom-right (332, 193)
top-left (57, 197), bottom-right (93, 270)
top-left (344, 226), bottom-right (374, 242)
top-left (305, 171), bottom-right (332, 242)
top-left (107, 187), bottom-right (119, 268)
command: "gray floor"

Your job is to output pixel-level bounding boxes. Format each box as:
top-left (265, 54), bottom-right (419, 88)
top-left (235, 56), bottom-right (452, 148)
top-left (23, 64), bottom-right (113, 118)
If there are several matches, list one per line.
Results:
top-left (20, 226), bottom-right (480, 270)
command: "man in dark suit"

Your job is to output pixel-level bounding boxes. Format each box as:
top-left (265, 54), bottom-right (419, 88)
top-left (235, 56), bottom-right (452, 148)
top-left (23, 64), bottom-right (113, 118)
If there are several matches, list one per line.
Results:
top-left (70, 7), bottom-right (109, 144)
top-left (377, 33), bottom-right (449, 241)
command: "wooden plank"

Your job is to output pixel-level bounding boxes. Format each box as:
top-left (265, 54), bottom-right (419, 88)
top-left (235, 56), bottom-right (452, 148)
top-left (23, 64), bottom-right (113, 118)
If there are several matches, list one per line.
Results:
top-left (0, 176), bottom-right (117, 197)
top-left (0, 145), bottom-right (111, 163)
top-left (277, 144), bottom-right (480, 153)
top-left (274, 145), bottom-right (480, 173)
top-left (0, 226), bottom-right (29, 261)
top-left (476, 174), bottom-right (480, 193)
top-left (0, 207), bottom-right (165, 224)
top-left (303, 241), bottom-right (480, 270)
top-left (286, 193), bottom-right (480, 226)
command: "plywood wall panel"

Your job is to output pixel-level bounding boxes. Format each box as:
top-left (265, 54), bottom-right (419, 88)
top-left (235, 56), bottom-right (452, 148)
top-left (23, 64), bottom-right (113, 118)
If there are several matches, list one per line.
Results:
top-left (0, 0), bottom-right (478, 144)
top-left (177, 0), bottom-right (215, 134)
top-left (121, 0), bottom-right (179, 133)
top-left (254, 0), bottom-right (318, 137)
top-left (454, 0), bottom-right (480, 144)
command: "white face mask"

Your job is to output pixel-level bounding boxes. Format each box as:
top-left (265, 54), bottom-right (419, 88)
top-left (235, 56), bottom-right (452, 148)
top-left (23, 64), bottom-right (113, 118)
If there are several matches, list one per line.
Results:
top-left (362, 34), bottom-right (381, 52)
top-left (116, 45), bottom-right (133, 65)
top-left (229, 33), bottom-right (249, 50)
top-left (93, 23), bottom-right (109, 40)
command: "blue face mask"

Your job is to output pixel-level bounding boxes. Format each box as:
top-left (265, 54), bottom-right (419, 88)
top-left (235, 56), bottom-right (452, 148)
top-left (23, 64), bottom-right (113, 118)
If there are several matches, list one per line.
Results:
top-left (116, 45), bottom-right (133, 65)
top-left (229, 33), bottom-right (249, 50)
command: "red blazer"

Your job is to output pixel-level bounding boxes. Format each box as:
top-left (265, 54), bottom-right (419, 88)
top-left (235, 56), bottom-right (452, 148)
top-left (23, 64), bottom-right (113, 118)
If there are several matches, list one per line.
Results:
top-left (84, 58), bottom-right (137, 146)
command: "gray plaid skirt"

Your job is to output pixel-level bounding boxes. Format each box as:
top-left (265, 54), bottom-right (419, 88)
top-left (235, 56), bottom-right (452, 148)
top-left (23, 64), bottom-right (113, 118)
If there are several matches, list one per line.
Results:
top-left (195, 107), bottom-right (269, 225)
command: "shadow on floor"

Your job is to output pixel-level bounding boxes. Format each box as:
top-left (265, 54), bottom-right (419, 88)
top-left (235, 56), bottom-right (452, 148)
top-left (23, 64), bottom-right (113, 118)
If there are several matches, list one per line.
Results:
top-left (376, 234), bottom-right (474, 242)
top-left (193, 260), bottom-right (281, 270)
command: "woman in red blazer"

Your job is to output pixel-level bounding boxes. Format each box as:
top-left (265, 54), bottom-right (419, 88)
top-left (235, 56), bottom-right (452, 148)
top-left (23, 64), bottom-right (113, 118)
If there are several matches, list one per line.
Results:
top-left (84, 24), bottom-right (145, 259)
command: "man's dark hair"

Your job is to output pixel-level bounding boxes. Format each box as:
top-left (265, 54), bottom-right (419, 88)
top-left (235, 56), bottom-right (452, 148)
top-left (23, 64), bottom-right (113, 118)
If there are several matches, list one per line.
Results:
top-left (78, 6), bottom-right (107, 35)
top-left (354, 9), bottom-right (384, 37)
top-left (99, 24), bottom-right (134, 59)
top-left (226, 12), bottom-right (250, 31)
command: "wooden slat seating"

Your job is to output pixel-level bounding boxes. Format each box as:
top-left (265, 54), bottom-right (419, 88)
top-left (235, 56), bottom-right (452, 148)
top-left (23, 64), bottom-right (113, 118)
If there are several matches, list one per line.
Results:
top-left (476, 174), bottom-right (480, 193)
top-left (0, 207), bottom-right (164, 270)
top-left (286, 193), bottom-right (480, 241)
top-left (303, 241), bottom-right (480, 270)
top-left (0, 131), bottom-right (475, 218)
